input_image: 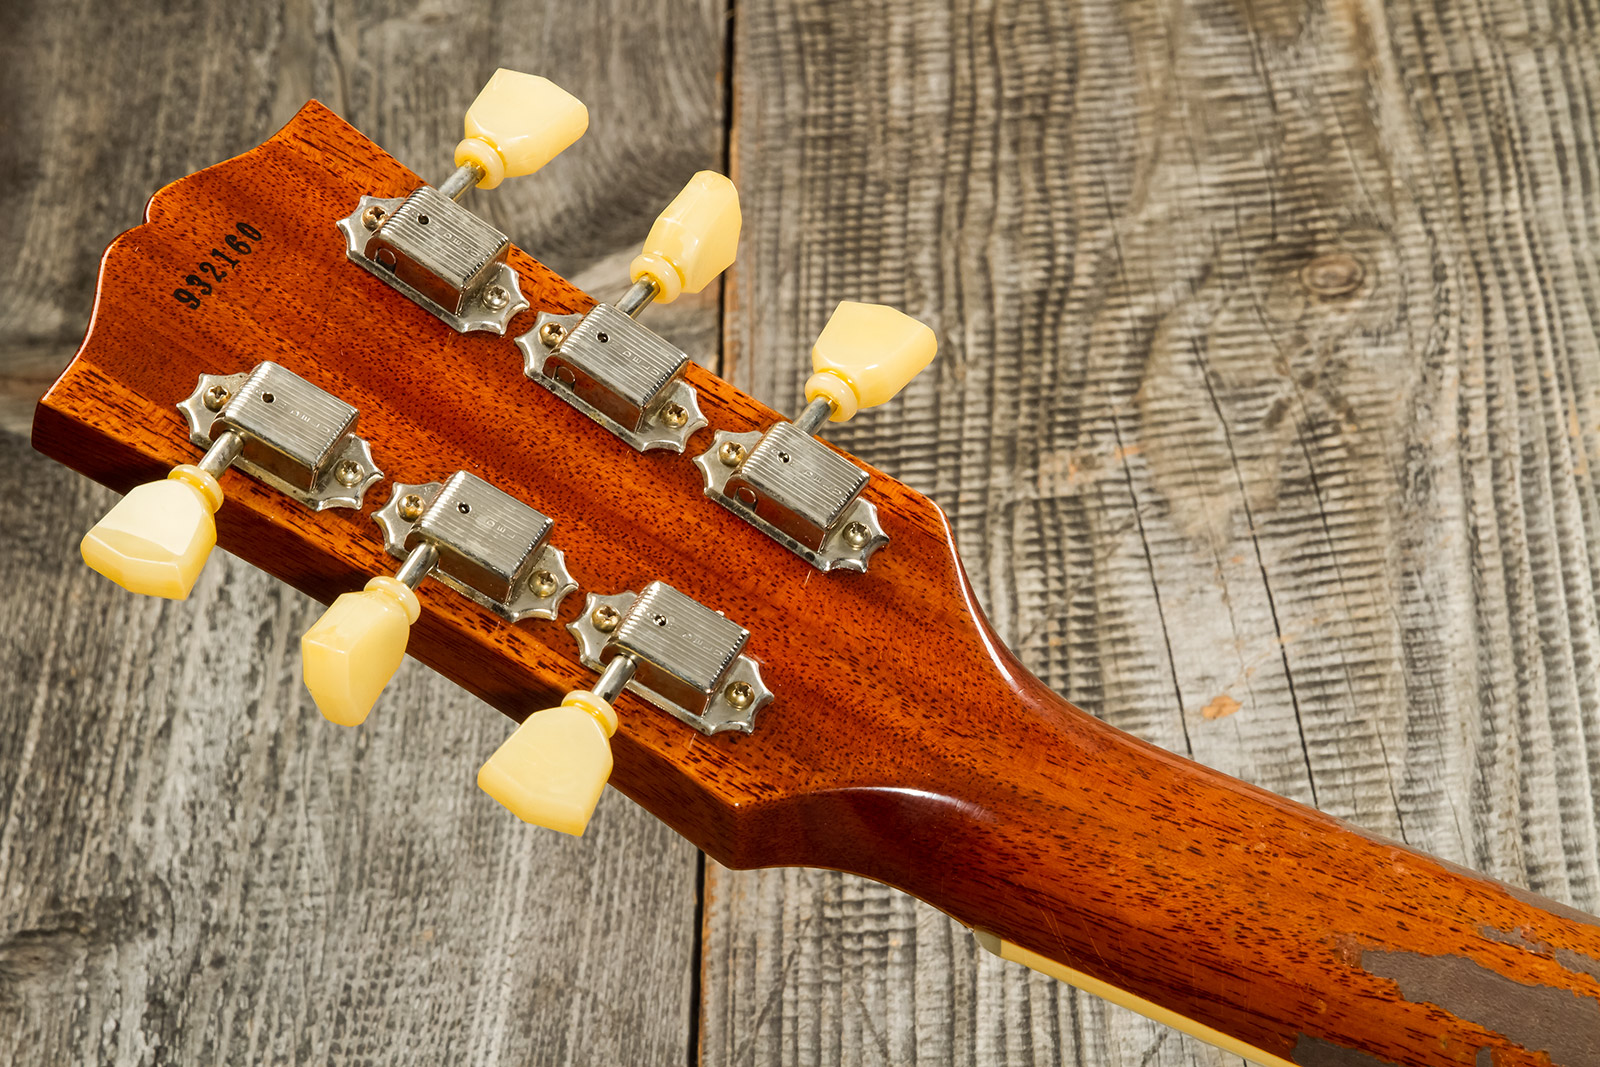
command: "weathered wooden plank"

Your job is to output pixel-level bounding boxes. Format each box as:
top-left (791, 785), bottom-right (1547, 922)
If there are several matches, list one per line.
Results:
top-left (708, 0), bottom-right (1600, 1063)
top-left (0, 438), bottom-right (701, 1066)
top-left (8, 0), bottom-right (1600, 1062)
top-left (0, 0), bottom-right (727, 434)
top-left (0, 0), bottom-right (727, 1062)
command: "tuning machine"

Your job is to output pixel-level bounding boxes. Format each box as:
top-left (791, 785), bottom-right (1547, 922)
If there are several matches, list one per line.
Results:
top-left (81, 362), bottom-right (382, 600)
top-left (337, 69), bottom-right (588, 334)
top-left (373, 474), bottom-right (576, 622)
top-left (516, 171), bottom-right (740, 451)
top-left (300, 472), bottom-right (577, 727)
top-left (566, 583), bottom-right (771, 735)
top-left (477, 582), bottom-right (772, 836)
top-left (694, 302), bottom-right (936, 572)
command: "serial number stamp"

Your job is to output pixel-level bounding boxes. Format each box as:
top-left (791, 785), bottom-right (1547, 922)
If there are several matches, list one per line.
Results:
top-left (172, 222), bottom-right (263, 309)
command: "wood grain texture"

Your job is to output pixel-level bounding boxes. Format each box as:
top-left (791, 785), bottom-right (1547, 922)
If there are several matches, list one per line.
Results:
top-left (709, 0), bottom-right (1600, 1063)
top-left (0, 437), bottom-right (698, 1066)
top-left (5, 0), bottom-right (1600, 1064)
top-left (0, 0), bottom-right (727, 1063)
top-left (28, 51), bottom-right (1600, 1067)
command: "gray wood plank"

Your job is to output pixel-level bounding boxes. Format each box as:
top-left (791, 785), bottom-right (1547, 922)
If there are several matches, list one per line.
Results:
top-left (0, 0), bottom-right (728, 1062)
top-left (0, 438), bottom-right (700, 1066)
top-left (9, 0), bottom-right (1600, 1063)
top-left (707, 0), bottom-right (1600, 1063)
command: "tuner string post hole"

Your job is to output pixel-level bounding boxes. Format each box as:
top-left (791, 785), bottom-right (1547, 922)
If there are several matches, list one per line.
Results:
top-left (514, 171), bottom-right (741, 452)
top-left (337, 69), bottom-right (589, 334)
top-left (79, 362), bottom-right (383, 601)
top-left (299, 472), bottom-right (577, 729)
top-left (477, 583), bottom-right (771, 837)
top-left (692, 301), bottom-right (937, 573)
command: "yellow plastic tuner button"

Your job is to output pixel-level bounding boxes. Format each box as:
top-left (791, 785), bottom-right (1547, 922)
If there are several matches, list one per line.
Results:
top-left (80, 464), bottom-right (225, 600)
top-left (300, 576), bottom-right (421, 727)
top-left (454, 69), bottom-right (589, 190)
top-left (629, 171), bottom-right (742, 304)
top-left (804, 301), bottom-right (938, 423)
top-left (478, 689), bottom-right (619, 837)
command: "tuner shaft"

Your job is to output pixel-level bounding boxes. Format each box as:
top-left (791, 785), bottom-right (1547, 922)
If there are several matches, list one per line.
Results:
top-left (196, 428), bottom-right (245, 477)
top-left (393, 542), bottom-right (440, 588)
top-left (616, 277), bottom-right (660, 318)
top-left (437, 162), bottom-right (485, 202)
top-left (591, 653), bottom-right (639, 704)
top-left (791, 396), bottom-right (835, 438)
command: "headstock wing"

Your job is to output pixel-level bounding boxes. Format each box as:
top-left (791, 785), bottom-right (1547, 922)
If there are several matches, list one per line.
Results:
top-left (32, 101), bottom-right (1058, 869)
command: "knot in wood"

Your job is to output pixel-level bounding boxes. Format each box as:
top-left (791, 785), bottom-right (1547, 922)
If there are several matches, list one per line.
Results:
top-left (1300, 252), bottom-right (1366, 297)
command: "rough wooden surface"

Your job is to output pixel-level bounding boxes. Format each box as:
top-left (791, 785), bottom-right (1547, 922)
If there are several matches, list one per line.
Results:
top-left (709, 0), bottom-right (1600, 1063)
top-left (3, 0), bottom-right (1599, 1065)
top-left (0, 0), bottom-right (724, 1064)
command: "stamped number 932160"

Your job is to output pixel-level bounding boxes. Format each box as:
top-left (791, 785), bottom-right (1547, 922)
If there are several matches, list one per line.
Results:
top-left (172, 222), bottom-right (263, 309)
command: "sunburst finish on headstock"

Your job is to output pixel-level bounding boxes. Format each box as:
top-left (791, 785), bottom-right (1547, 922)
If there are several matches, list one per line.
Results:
top-left (33, 75), bottom-right (1600, 1067)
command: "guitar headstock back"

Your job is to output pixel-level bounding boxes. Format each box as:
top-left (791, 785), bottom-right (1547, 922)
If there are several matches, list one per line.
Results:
top-left (34, 99), bottom-right (1067, 869)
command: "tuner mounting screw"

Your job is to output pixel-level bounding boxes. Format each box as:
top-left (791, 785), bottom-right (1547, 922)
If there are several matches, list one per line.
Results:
top-left (334, 460), bottom-right (364, 488)
top-left (725, 682), bottom-right (755, 710)
top-left (203, 385), bottom-right (231, 412)
top-left (361, 205), bottom-right (386, 231)
top-left (538, 321), bottom-right (567, 348)
top-left (592, 604), bottom-right (621, 633)
top-left (481, 284), bottom-right (511, 311)
top-left (660, 402), bottom-right (689, 429)
top-left (398, 493), bottom-right (427, 522)
top-left (718, 441), bottom-right (746, 468)
top-left (531, 570), bottom-right (559, 598)
top-left (842, 521), bottom-right (870, 549)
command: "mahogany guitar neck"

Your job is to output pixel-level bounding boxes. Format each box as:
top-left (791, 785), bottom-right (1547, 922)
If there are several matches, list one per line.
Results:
top-left (800, 632), bottom-right (1600, 1065)
top-left (31, 101), bottom-right (1600, 1067)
